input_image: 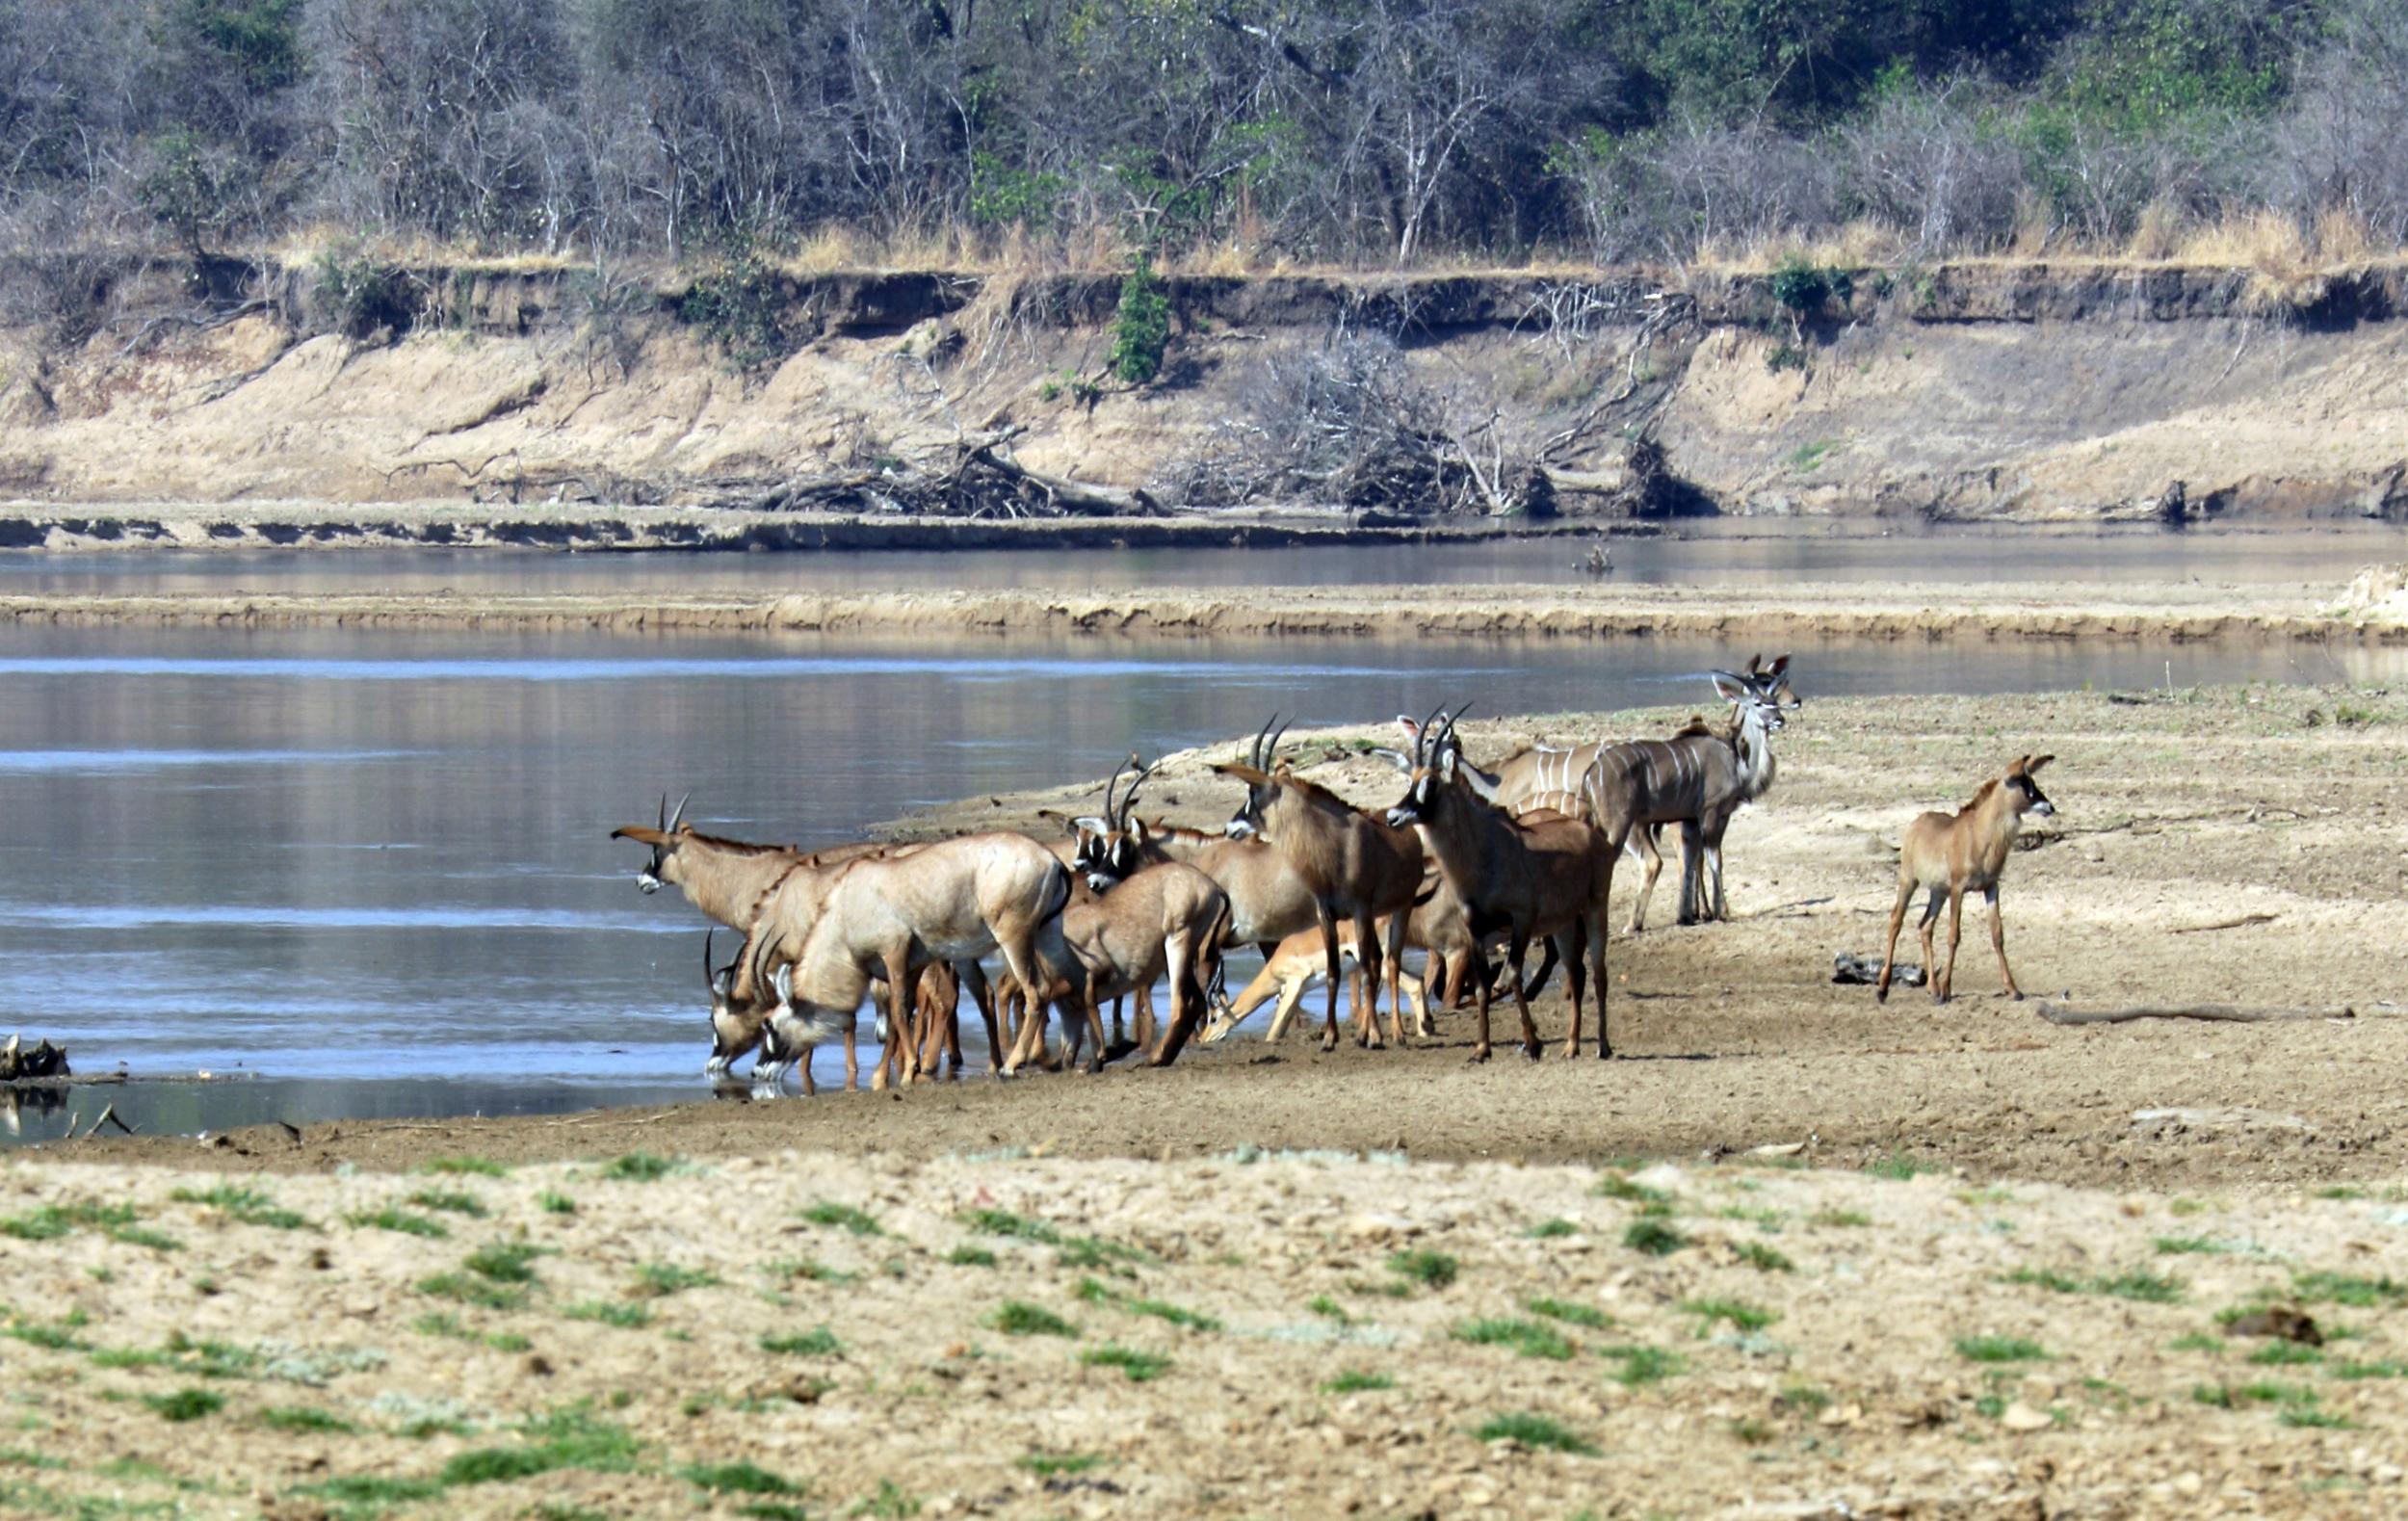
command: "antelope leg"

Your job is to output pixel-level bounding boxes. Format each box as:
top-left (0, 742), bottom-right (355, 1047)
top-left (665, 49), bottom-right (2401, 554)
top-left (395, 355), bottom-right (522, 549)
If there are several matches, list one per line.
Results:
top-left (1314, 901), bottom-right (1343, 1054)
top-left (1507, 931), bottom-right (1542, 1061)
top-left (1875, 879), bottom-right (1913, 1004)
top-left (1986, 884), bottom-right (2022, 1000)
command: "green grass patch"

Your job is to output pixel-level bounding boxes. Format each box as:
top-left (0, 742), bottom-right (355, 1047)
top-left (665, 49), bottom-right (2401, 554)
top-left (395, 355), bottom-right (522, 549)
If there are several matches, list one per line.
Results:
top-left (629, 1263), bottom-right (719, 1298)
top-left (141, 1388), bottom-right (223, 1423)
top-left (1057, 1235), bottom-right (1146, 1272)
top-left (1684, 1298), bottom-right (1777, 1334)
top-left (1121, 1296), bottom-right (1219, 1332)
top-left (1623, 1219), bottom-right (1688, 1256)
top-left (538, 1191), bottom-right (577, 1215)
top-left (1453, 1318), bottom-right (1576, 1360)
top-left (170, 1184), bottom-right (311, 1230)
top-left (684, 1460), bottom-right (804, 1496)
top-left (1736, 1242), bottom-right (1794, 1272)
top-left (760, 1327), bottom-right (842, 1356)
top-left (2292, 1272), bottom-right (2408, 1308)
top-left (292, 1475), bottom-right (445, 1510)
top-left (1472, 1411), bottom-right (1593, 1455)
top-left (2155, 1236), bottom-right (2230, 1255)
top-left (2279, 1406), bottom-right (2358, 1429)
top-left (0, 1200), bottom-right (138, 1241)
top-left (1014, 1452), bottom-right (1105, 1478)
top-left (1865, 1152), bottom-right (1933, 1181)
top-left (1526, 1218), bottom-right (1579, 1239)
top-left (2248, 1340), bottom-right (2323, 1366)
top-left (1322, 1369), bottom-right (1394, 1394)
top-left (1592, 1172), bottom-right (1669, 1204)
top-left (406, 1189), bottom-right (486, 1219)
top-left (2001, 1267), bottom-right (2084, 1295)
top-left (565, 1300), bottom-right (651, 1330)
top-left (2170, 1332), bottom-right (2227, 1354)
top-left (1599, 1344), bottom-right (1683, 1386)
top-left (5, 1318), bottom-right (87, 1352)
top-left (2093, 1271), bottom-right (2184, 1303)
top-left (946, 1246), bottom-right (996, 1268)
top-left (988, 1301), bottom-right (1076, 1338)
top-left (1526, 1298), bottom-right (1611, 1330)
top-left (421, 1155), bottom-right (508, 1177)
top-left (347, 1206), bottom-right (448, 1239)
top-left (1386, 1248), bottom-right (1458, 1289)
top-left (1306, 1296), bottom-right (1349, 1323)
top-left (465, 1243), bottom-right (544, 1284)
top-left (2331, 1358), bottom-right (2408, 1379)
top-left (595, 1151), bottom-right (676, 1182)
top-left (798, 1201), bottom-right (883, 1235)
top-left (960, 1208), bottom-right (1058, 1243)
top-left (258, 1404), bottom-right (356, 1433)
top-left (1810, 1208), bottom-right (1872, 1228)
top-left (109, 1224), bottom-right (183, 1252)
top-left (416, 1272), bottom-right (528, 1311)
top-left (1079, 1344), bottom-right (1170, 1381)
top-left (1956, 1335), bottom-right (2052, 1363)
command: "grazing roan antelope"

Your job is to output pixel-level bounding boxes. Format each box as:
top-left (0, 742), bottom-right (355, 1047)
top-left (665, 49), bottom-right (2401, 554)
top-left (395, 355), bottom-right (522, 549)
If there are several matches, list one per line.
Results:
top-left (615, 796), bottom-right (919, 1090)
top-left (757, 832), bottom-right (1073, 1089)
top-left (1876, 754), bottom-right (2055, 1006)
top-left (1385, 706), bottom-right (1618, 1061)
top-left (1213, 716), bottom-right (1426, 1050)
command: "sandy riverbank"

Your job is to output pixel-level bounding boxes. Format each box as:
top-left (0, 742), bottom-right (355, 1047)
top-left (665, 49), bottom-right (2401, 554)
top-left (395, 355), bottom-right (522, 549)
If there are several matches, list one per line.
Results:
top-left (2, 571), bottom-right (2404, 644)
top-left (14, 682), bottom-right (2408, 1515)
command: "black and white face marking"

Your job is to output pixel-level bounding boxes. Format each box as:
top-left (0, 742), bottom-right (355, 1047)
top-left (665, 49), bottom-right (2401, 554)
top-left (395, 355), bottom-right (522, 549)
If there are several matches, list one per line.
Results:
top-left (2011, 772), bottom-right (2055, 818)
top-left (1224, 786), bottom-right (1265, 840)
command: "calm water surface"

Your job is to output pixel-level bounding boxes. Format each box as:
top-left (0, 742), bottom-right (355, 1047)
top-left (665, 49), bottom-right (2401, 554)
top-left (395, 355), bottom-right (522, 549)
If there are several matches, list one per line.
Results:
top-left (3, 531), bottom-right (2402, 1143)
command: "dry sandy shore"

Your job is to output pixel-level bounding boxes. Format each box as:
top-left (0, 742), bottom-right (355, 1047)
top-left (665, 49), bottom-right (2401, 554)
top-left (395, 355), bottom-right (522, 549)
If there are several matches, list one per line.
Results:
top-left (0, 571), bottom-right (2402, 645)
top-left (13, 683), bottom-right (2408, 1515)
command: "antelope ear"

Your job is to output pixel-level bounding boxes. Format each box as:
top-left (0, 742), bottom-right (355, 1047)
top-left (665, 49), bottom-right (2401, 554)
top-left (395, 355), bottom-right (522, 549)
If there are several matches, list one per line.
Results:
top-left (2026, 753), bottom-right (2054, 774)
top-left (1212, 763), bottom-right (1269, 786)
top-left (1070, 815), bottom-right (1110, 836)
top-left (2006, 754), bottom-right (2029, 775)
top-left (772, 964), bottom-right (792, 1003)
top-left (1127, 816), bottom-right (1151, 843)
top-left (1394, 715), bottom-right (1421, 739)
top-left (1438, 748), bottom-right (1458, 781)
top-left (1368, 747), bottom-right (1413, 774)
top-left (1710, 671), bottom-right (1748, 702)
top-left (1746, 653), bottom-right (1763, 675)
top-left (1768, 654), bottom-right (1790, 675)
top-left (612, 826), bottom-right (670, 846)
top-left (710, 968), bottom-right (735, 997)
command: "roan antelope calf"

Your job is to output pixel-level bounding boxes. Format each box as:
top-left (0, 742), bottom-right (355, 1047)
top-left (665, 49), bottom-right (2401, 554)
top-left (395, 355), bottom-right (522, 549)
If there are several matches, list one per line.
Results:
top-left (1004, 859), bottom-right (1233, 1073)
top-left (1876, 755), bottom-right (2055, 1005)
top-left (1385, 707), bottom-right (1618, 1061)
top-left (1213, 716), bottom-right (1426, 1051)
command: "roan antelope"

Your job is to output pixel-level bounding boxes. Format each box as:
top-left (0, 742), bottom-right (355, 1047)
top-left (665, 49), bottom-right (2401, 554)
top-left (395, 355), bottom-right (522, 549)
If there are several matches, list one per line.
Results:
top-left (1005, 860), bottom-right (1233, 1073)
top-left (757, 832), bottom-right (1073, 1089)
top-left (1876, 755), bottom-right (2055, 1005)
top-left (1213, 716), bottom-right (1426, 1050)
top-left (1385, 707), bottom-right (1617, 1061)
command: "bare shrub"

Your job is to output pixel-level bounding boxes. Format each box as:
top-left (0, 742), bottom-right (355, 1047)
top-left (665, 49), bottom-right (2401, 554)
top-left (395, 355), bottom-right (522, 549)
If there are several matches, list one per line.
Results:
top-left (1836, 84), bottom-right (2026, 255)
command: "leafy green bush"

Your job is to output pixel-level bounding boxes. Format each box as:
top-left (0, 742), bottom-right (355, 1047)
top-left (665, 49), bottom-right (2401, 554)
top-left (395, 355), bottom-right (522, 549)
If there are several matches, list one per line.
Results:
top-left (1110, 252), bottom-right (1171, 385)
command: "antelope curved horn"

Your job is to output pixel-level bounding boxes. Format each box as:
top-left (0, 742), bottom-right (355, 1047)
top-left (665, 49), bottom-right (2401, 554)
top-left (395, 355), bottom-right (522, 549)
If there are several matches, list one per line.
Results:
top-left (1417, 704), bottom-right (1446, 766)
top-left (1251, 713), bottom-right (1280, 770)
top-left (1102, 754), bottom-right (1133, 826)
top-left (1267, 716), bottom-right (1294, 769)
top-left (1119, 756), bottom-right (1158, 824)
top-left (702, 929), bottom-right (717, 989)
top-left (1441, 701), bottom-right (1471, 752)
top-left (658, 792), bottom-right (668, 829)
top-left (667, 792), bottom-right (690, 833)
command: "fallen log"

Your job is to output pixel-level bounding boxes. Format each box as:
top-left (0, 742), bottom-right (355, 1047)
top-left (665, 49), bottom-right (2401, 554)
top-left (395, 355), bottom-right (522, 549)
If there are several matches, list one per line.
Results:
top-left (2036, 1001), bottom-right (2353, 1027)
top-left (2170, 912), bottom-right (2278, 934)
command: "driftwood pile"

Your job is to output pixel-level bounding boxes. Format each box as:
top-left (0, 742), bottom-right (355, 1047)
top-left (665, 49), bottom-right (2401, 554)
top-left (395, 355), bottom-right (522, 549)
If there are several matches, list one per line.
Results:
top-left (733, 429), bottom-right (1156, 519)
top-left (0, 1033), bottom-right (70, 1082)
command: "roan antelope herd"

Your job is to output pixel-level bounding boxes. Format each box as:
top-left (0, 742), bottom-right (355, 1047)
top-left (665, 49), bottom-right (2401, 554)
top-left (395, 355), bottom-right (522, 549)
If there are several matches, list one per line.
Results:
top-left (611, 654), bottom-right (2055, 1092)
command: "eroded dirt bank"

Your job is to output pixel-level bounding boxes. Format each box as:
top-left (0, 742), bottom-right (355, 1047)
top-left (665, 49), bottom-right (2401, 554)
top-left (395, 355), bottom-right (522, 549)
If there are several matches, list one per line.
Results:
top-left (4, 259), bottom-right (2406, 526)
top-left (5, 570), bottom-right (2407, 645)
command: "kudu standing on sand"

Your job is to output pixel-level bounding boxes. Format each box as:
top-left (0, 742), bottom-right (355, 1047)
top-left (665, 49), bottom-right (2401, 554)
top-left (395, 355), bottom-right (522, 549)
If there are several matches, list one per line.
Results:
top-left (1385, 706), bottom-right (1618, 1061)
top-left (1877, 755), bottom-right (2055, 1005)
top-left (1456, 654), bottom-right (1799, 931)
top-left (1213, 716), bottom-right (1426, 1050)
top-left (757, 832), bottom-right (1073, 1089)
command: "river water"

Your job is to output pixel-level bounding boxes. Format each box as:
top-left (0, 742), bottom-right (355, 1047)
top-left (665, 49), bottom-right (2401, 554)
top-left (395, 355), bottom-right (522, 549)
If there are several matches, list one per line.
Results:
top-left (1, 528), bottom-right (2400, 1144)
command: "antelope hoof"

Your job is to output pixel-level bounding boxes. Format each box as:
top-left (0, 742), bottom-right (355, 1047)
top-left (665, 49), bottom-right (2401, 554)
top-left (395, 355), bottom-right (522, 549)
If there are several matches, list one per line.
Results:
top-left (1521, 1042), bottom-right (1543, 1062)
top-left (1874, 984), bottom-right (1890, 1005)
top-left (1930, 989), bottom-right (1950, 1006)
top-left (1557, 1045), bottom-right (1582, 1063)
top-left (1470, 1045), bottom-right (1492, 1064)
top-left (2005, 989), bottom-right (2025, 1002)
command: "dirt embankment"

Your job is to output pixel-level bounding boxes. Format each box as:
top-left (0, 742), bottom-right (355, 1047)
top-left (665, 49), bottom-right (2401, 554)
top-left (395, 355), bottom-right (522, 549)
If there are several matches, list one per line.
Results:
top-left (3, 257), bottom-right (2406, 535)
